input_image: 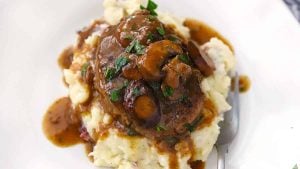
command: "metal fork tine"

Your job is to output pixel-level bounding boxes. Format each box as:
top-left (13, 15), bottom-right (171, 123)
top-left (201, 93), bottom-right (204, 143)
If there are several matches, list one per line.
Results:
top-left (216, 72), bottom-right (240, 169)
top-left (233, 72), bottom-right (240, 133)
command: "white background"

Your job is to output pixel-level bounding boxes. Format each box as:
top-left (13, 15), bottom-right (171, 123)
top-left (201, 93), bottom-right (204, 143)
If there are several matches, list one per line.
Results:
top-left (0, 0), bottom-right (300, 168)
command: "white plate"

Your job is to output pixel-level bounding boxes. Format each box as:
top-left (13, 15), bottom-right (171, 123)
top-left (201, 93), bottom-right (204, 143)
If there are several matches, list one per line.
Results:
top-left (1, 0), bottom-right (300, 168)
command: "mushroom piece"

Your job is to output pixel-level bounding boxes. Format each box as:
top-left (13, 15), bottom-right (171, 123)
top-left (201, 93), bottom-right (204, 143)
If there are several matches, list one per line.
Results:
top-left (122, 62), bottom-right (142, 80)
top-left (123, 81), bottom-right (160, 127)
top-left (138, 40), bottom-right (183, 81)
top-left (187, 41), bottom-right (215, 76)
top-left (162, 57), bottom-right (192, 89)
top-left (115, 10), bottom-right (163, 47)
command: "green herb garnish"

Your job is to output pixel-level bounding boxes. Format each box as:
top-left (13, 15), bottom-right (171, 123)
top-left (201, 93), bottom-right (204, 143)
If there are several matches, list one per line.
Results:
top-left (110, 88), bottom-right (122, 102)
top-left (179, 95), bottom-right (188, 102)
top-left (126, 40), bottom-right (145, 55)
top-left (124, 34), bottom-right (133, 41)
top-left (125, 40), bottom-right (136, 53)
top-left (134, 40), bottom-right (145, 55)
top-left (80, 63), bottom-right (89, 77)
top-left (105, 67), bottom-right (116, 80)
top-left (162, 86), bottom-right (174, 97)
top-left (156, 26), bottom-right (165, 36)
top-left (123, 79), bottom-right (129, 88)
top-left (178, 54), bottom-right (191, 65)
top-left (156, 124), bottom-right (167, 132)
top-left (147, 15), bottom-right (156, 21)
top-left (147, 32), bottom-right (155, 42)
top-left (140, 0), bottom-right (158, 16)
top-left (168, 35), bottom-right (179, 42)
top-left (127, 128), bottom-right (138, 136)
top-left (293, 164), bottom-right (298, 169)
top-left (115, 56), bottom-right (129, 72)
top-left (184, 115), bottom-right (204, 132)
top-left (133, 88), bottom-right (141, 96)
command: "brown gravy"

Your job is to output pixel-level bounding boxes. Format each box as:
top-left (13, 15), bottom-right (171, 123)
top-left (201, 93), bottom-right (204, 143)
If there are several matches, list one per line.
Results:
top-left (184, 18), bottom-right (234, 52)
top-left (239, 75), bottom-right (251, 93)
top-left (190, 160), bottom-right (205, 169)
top-left (43, 97), bottom-right (82, 147)
top-left (58, 46), bottom-right (74, 70)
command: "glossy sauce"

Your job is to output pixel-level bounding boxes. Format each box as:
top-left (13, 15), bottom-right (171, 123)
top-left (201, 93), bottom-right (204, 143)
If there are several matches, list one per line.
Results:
top-left (43, 97), bottom-right (82, 147)
top-left (190, 160), bottom-right (205, 169)
top-left (58, 46), bottom-right (74, 69)
top-left (169, 153), bottom-right (179, 169)
top-left (231, 75), bottom-right (251, 93)
top-left (184, 18), bottom-right (234, 52)
top-left (239, 75), bottom-right (251, 93)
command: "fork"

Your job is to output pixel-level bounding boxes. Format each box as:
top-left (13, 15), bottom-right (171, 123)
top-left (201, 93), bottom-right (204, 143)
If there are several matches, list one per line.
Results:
top-left (215, 73), bottom-right (240, 169)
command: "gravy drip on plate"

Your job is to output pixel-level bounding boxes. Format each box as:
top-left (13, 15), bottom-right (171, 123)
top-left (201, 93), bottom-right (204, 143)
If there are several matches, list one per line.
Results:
top-left (43, 97), bottom-right (82, 147)
top-left (58, 46), bottom-right (74, 69)
top-left (184, 18), bottom-right (234, 52)
top-left (238, 75), bottom-right (251, 93)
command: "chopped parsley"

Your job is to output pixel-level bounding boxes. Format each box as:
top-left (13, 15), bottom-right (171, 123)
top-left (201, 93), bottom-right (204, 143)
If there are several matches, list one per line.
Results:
top-left (179, 95), bottom-right (188, 103)
top-left (104, 57), bottom-right (129, 81)
top-left (105, 67), bottom-right (116, 80)
top-left (140, 0), bottom-right (158, 16)
top-left (162, 86), bottom-right (174, 97)
top-left (184, 115), bottom-right (204, 132)
top-left (133, 88), bottom-right (141, 96)
top-left (124, 34), bottom-right (133, 41)
top-left (147, 32), bottom-right (155, 42)
top-left (110, 88), bottom-right (122, 102)
top-left (134, 40), bottom-right (145, 55)
top-left (168, 35), bottom-right (179, 42)
top-left (115, 56), bottom-right (129, 72)
top-left (125, 40), bottom-right (145, 55)
top-left (123, 79), bottom-right (129, 88)
top-left (178, 54), bottom-right (191, 65)
top-left (293, 164), bottom-right (298, 169)
top-left (147, 15), bottom-right (156, 21)
top-left (127, 128), bottom-right (138, 136)
top-left (109, 80), bottom-right (130, 102)
top-left (125, 40), bottom-right (136, 53)
top-left (156, 26), bottom-right (165, 36)
top-left (156, 124), bottom-right (167, 132)
top-left (80, 62), bottom-right (89, 77)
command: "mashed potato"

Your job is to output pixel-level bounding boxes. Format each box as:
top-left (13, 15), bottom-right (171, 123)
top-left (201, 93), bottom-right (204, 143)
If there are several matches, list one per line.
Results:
top-left (63, 0), bottom-right (235, 168)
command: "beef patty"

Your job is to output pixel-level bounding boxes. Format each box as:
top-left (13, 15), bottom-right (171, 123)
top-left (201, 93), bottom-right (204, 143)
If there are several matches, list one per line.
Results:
top-left (92, 10), bottom-right (215, 142)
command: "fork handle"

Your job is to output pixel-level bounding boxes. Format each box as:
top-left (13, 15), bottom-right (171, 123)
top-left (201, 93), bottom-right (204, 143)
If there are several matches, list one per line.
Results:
top-left (216, 144), bottom-right (228, 169)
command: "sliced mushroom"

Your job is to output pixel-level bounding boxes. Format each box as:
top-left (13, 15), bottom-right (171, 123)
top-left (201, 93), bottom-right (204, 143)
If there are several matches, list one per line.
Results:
top-left (163, 66), bottom-right (179, 89)
top-left (163, 57), bottom-right (192, 88)
top-left (187, 41), bottom-right (215, 76)
top-left (161, 83), bottom-right (184, 101)
top-left (122, 62), bottom-right (142, 80)
top-left (123, 81), bottom-right (160, 127)
top-left (138, 40), bottom-right (183, 81)
top-left (134, 95), bottom-right (159, 120)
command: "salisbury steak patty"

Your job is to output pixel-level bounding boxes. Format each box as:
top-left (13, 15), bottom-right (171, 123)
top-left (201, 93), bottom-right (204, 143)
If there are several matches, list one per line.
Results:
top-left (93, 10), bottom-right (214, 141)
